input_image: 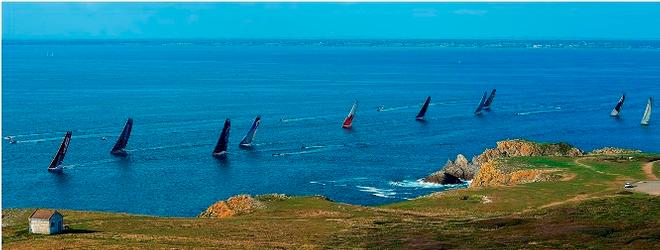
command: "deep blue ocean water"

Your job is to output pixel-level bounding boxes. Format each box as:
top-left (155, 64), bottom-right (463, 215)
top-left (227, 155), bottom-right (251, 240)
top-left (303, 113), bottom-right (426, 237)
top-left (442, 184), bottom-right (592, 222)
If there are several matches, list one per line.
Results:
top-left (3, 40), bottom-right (659, 216)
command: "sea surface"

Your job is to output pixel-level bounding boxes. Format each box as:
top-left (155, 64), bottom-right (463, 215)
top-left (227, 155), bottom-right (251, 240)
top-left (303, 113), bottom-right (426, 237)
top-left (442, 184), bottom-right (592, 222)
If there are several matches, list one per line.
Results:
top-left (3, 40), bottom-right (659, 216)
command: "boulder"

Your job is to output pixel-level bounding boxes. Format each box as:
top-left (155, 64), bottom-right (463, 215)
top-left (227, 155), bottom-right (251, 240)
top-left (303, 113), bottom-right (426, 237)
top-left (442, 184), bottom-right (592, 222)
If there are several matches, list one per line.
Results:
top-left (199, 195), bottom-right (264, 218)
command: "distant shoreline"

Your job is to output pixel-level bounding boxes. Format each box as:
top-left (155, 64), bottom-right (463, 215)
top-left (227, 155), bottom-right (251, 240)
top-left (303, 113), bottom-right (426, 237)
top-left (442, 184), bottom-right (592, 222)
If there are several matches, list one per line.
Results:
top-left (4, 38), bottom-right (660, 50)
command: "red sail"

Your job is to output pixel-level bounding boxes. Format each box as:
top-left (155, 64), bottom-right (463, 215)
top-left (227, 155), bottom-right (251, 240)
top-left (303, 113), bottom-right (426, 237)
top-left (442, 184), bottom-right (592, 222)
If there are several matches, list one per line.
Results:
top-left (342, 115), bottom-right (354, 128)
top-left (342, 100), bottom-right (358, 128)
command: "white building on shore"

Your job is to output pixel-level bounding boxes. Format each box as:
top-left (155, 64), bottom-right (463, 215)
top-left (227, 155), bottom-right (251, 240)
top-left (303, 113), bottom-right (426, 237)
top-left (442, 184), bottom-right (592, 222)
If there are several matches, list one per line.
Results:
top-left (28, 209), bottom-right (64, 235)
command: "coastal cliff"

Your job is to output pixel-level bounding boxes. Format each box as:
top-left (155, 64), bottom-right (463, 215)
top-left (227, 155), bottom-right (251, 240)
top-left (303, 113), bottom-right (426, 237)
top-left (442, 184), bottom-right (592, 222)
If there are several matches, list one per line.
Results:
top-left (425, 139), bottom-right (583, 186)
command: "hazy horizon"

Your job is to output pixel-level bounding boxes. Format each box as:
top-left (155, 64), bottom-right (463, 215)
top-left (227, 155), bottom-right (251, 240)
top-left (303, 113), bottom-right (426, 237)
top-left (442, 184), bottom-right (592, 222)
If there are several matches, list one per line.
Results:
top-left (4, 3), bottom-right (660, 40)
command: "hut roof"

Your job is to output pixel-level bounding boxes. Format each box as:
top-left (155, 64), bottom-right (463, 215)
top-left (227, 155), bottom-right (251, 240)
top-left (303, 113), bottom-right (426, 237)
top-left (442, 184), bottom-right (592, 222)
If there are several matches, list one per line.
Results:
top-left (29, 209), bottom-right (61, 220)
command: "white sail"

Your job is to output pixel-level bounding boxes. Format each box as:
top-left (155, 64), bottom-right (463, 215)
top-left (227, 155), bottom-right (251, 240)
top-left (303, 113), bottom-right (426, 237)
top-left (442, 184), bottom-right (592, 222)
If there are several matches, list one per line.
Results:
top-left (641, 97), bottom-right (653, 125)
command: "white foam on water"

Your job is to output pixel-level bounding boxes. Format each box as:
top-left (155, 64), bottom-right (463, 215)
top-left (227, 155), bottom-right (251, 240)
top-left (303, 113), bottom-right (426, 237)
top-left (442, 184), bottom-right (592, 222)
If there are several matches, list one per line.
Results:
top-left (389, 179), bottom-right (471, 189)
top-left (515, 106), bottom-right (563, 116)
top-left (280, 115), bottom-right (328, 123)
top-left (356, 185), bottom-right (396, 198)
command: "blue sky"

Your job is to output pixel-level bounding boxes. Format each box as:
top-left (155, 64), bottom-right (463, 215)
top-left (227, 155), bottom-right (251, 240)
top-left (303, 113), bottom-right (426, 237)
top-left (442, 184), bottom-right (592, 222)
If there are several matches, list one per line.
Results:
top-left (3, 3), bottom-right (660, 40)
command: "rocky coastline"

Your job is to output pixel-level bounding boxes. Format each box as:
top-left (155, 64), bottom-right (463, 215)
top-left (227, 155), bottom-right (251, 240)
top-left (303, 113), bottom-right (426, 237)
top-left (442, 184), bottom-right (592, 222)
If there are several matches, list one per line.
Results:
top-left (424, 139), bottom-right (584, 186)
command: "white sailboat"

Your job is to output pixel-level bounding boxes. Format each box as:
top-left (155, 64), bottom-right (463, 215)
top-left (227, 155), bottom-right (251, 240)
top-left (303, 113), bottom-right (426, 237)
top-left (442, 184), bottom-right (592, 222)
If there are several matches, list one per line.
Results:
top-left (641, 97), bottom-right (653, 125)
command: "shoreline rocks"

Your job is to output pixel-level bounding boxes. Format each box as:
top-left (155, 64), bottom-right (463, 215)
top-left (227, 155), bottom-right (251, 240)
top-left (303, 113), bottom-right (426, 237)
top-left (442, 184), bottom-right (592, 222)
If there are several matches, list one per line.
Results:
top-left (589, 147), bottom-right (641, 155)
top-left (423, 154), bottom-right (480, 185)
top-left (424, 139), bottom-right (583, 186)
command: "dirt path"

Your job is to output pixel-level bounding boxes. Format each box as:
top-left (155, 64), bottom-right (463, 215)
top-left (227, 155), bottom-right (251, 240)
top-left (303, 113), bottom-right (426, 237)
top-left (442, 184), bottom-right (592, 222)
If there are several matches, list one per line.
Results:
top-left (642, 161), bottom-right (658, 180)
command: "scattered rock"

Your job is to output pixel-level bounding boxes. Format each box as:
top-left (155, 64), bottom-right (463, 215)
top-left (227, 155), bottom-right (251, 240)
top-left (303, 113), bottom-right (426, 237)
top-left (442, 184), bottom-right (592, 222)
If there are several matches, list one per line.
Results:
top-left (256, 193), bottom-right (290, 202)
top-left (199, 195), bottom-right (264, 218)
top-left (589, 147), bottom-right (641, 155)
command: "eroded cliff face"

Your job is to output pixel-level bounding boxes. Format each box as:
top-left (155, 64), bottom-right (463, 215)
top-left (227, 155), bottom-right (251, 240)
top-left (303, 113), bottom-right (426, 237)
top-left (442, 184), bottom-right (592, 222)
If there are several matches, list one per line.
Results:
top-left (425, 139), bottom-right (583, 187)
top-left (198, 195), bottom-right (265, 218)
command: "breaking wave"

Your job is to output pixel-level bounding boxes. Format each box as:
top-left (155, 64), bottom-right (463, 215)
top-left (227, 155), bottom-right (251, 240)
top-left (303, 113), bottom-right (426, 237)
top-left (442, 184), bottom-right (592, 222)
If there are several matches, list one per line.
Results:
top-left (356, 185), bottom-right (397, 198)
top-left (389, 179), bottom-right (470, 189)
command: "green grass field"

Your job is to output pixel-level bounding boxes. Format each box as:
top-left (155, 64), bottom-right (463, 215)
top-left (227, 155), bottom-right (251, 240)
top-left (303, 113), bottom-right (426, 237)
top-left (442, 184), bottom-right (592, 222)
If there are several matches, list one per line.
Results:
top-left (3, 154), bottom-right (659, 249)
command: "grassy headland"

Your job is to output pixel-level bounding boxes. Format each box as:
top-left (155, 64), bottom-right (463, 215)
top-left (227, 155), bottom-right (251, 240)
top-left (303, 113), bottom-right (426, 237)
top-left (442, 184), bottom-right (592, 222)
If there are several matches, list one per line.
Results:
top-left (3, 147), bottom-right (659, 249)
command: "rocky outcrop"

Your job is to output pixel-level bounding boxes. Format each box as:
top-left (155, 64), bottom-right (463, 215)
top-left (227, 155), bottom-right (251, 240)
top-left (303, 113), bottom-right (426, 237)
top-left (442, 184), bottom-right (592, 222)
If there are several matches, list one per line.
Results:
top-left (425, 139), bottom-right (583, 186)
top-left (473, 139), bottom-right (583, 165)
top-left (423, 154), bottom-right (480, 184)
top-left (589, 147), bottom-right (641, 155)
top-left (469, 161), bottom-right (563, 188)
top-left (198, 195), bottom-right (265, 218)
top-left (424, 171), bottom-right (464, 185)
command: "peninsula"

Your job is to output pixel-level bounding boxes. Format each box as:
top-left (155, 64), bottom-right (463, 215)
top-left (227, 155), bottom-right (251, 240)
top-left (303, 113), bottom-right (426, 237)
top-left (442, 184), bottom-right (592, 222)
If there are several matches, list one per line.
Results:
top-left (3, 140), bottom-right (659, 249)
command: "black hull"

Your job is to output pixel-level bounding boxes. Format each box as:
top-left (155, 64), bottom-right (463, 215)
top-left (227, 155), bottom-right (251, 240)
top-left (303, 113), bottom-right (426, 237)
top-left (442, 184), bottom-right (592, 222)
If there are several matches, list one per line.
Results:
top-left (238, 143), bottom-right (252, 149)
top-left (110, 149), bottom-right (128, 157)
top-left (47, 167), bottom-right (63, 173)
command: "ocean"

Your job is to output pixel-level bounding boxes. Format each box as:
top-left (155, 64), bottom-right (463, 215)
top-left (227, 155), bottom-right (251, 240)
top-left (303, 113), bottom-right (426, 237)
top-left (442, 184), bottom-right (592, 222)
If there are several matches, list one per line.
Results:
top-left (3, 40), bottom-right (659, 216)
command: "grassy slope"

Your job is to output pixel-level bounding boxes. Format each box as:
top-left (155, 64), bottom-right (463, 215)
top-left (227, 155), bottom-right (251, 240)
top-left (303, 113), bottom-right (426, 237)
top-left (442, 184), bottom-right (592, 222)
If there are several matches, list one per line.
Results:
top-left (3, 154), bottom-right (660, 249)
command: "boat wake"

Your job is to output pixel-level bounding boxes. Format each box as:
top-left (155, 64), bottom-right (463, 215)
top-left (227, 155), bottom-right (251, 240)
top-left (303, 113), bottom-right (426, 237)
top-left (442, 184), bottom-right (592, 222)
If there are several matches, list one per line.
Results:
top-left (62, 159), bottom-right (120, 169)
top-left (280, 115), bottom-right (328, 123)
top-left (127, 142), bottom-right (213, 152)
top-left (515, 106), bottom-right (562, 116)
top-left (15, 133), bottom-right (115, 144)
top-left (271, 144), bottom-right (343, 157)
top-left (378, 105), bottom-right (413, 112)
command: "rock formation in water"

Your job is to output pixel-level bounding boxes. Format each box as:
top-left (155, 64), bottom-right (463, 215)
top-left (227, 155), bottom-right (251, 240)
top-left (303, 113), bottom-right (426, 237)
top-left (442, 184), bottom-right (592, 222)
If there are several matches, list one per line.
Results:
top-left (425, 139), bottom-right (583, 186)
top-left (423, 154), bottom-right (479, 184)
top-left (198, 195), bottom-right (265, 218)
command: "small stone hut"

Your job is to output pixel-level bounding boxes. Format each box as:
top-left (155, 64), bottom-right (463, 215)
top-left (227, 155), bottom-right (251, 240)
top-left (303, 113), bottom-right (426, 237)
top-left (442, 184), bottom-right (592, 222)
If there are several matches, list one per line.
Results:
top-left (28, 209), bottom-right (64, 234)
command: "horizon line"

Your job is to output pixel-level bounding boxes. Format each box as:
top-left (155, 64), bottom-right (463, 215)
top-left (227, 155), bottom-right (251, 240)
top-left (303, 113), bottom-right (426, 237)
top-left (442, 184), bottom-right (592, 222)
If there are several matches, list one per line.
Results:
top-left (4, 38), bottom-right (660, 41)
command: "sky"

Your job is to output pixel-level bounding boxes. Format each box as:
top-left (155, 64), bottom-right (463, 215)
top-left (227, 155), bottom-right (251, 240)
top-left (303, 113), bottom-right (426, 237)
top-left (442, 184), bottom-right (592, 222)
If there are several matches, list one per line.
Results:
top-left (3, 3), bottom-right (660, 40)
